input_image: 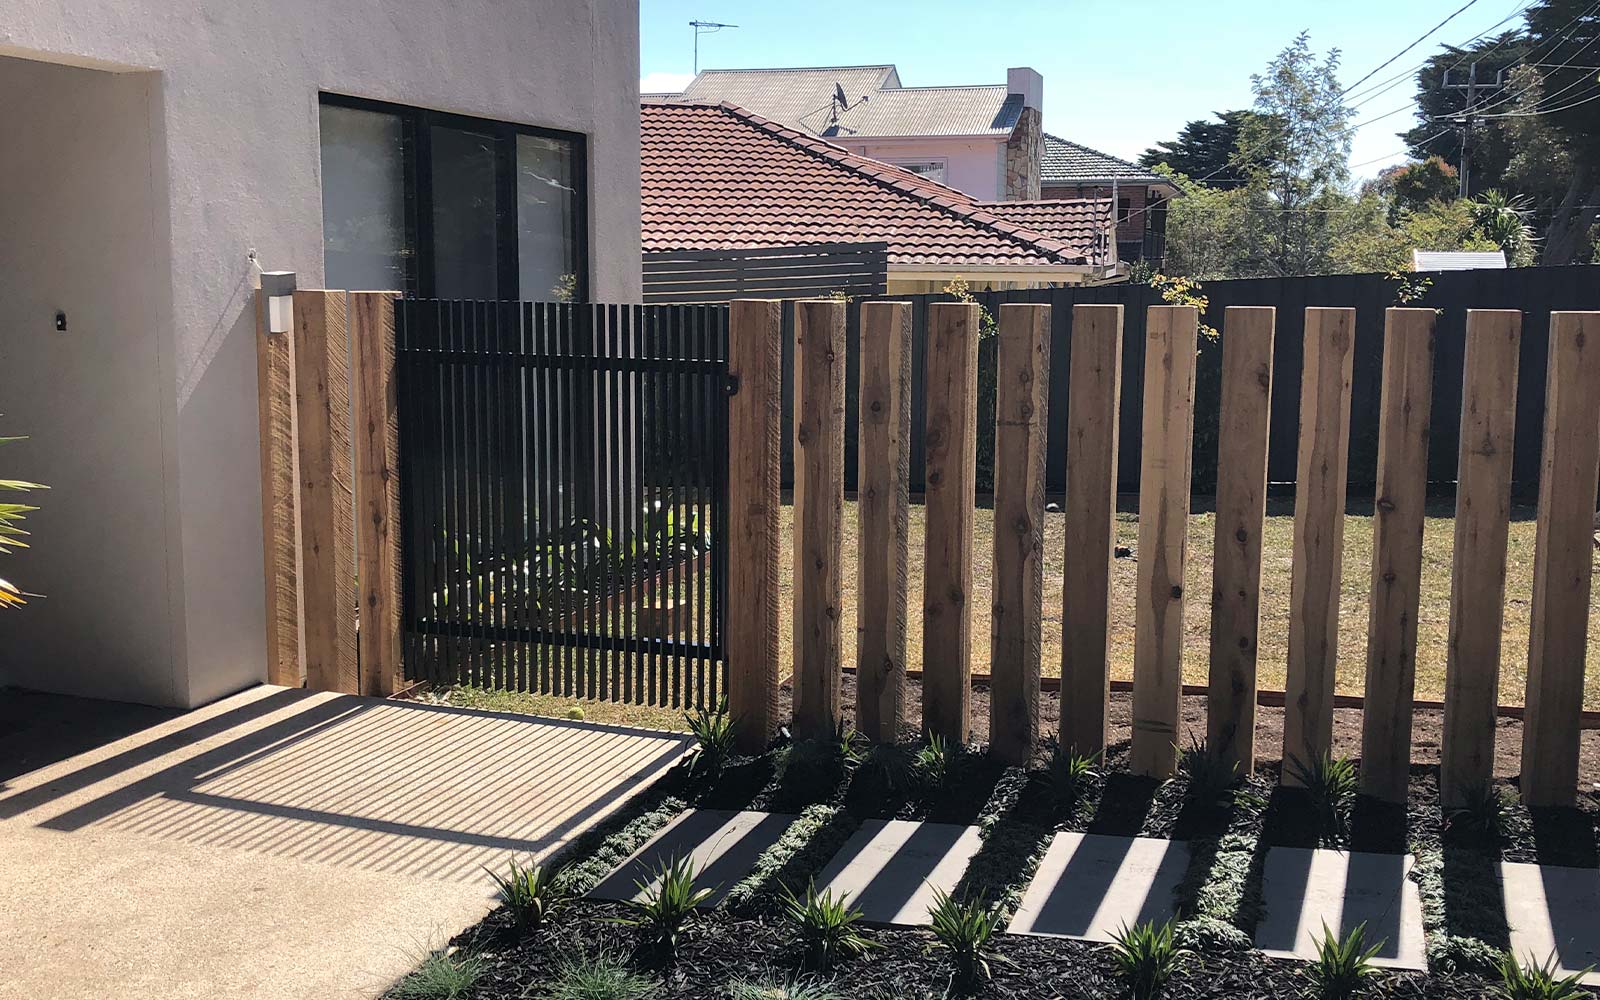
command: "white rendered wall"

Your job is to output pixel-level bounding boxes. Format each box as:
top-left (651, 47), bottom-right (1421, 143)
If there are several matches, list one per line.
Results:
top-left (0, 1), bottom-right (642, 707)
top-left (853, 137), bottom-right (1006, 201)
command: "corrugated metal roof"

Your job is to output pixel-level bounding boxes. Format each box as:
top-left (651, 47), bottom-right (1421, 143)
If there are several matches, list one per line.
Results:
top-left (1042, 133), bottom-right (1166, 185)
top-left (1412, 250), bottom-right (1508, 271)
top-left (672, 65), bottom-right (1020, 138)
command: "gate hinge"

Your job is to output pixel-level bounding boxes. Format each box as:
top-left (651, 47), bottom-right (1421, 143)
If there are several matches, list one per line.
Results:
top-left (725, 373), bottom-right (741, 396)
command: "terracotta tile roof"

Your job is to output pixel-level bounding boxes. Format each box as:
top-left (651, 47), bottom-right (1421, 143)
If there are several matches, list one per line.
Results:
top-left (641, 102), bottom-right (1113, 269)
top-left (976, 199), bottom-right (1116, 247)
top-left (1042, 133), bottom-right (1168, 186)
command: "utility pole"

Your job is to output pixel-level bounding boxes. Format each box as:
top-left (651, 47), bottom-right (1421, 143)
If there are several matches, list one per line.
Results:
top-left (1441, 61), bottom-right (1504, 198)
top-left (690, 20), bottom-right (737, 76)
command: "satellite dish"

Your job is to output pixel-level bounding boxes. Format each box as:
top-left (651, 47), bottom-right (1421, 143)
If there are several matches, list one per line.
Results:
top-left (834, 82), bottom-right (848, 108)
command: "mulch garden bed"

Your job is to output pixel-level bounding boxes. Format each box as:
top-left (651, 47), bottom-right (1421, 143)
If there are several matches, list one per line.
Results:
top-left (414, 676), bottom-right (1600, 998)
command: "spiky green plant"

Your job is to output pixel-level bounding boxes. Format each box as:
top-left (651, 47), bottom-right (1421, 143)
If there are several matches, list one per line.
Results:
top-left (1109, 919), bottom-right (1190, 1000)
top-left (1493, 951), bottom-right (1592, 1000)
top-left (544, 950), bottom-right (657, 1000)
top-left (685, 697), bottom-right (737, 772)
top-left (388, 949), bottom-right (484, 1000)
top-left (1045, 746), bottom-right (1099, 804)
top-left (0, 428), bottom-right (45, 609)
top-left (613, 855), bottom-right (716, 952)
top-left (1286, 750), bottom-right (1360, 844)
top-left (1178, 734), bottom-right (1239, 808)
top-left (927, 887), bottom-right (1004, 982)
top-left (486, 856), bottom-right (567, 931)
top-left (780, 880), bottom-right (875, 968)
top-left (1306, 922), bottom-right (1384, 999)
top-left (1446, 780), bottom-right (1514, 841)
top-left (916, 733), bottom-right (954, 787)
top-left (726, 974), bottom-right (843, 1000)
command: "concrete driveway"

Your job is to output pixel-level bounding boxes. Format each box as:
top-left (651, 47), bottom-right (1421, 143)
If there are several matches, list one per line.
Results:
top-left (0, 685), bottom-right (688, 1000)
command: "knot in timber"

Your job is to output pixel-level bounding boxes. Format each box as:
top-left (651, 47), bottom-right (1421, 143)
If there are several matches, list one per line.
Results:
top-left (796, 424), bottom-right (811, 446)
top-left (1376, 497), bottom-right (1396, 514)
top-left (1235, 527), bottom-right (1248, 544)
top-left (1013, 513), bottom-right (1032, 535)
top-left (1170, 584), bottom-right (1183, 599)
top-left (869, 399), bottom-right (883, 414)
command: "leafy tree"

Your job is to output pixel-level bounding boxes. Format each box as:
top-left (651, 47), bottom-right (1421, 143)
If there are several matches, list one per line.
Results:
top-left (1330, 196), bottom-right (1500, 273)
top-left (1139, 110), bottom-right (1273, 187)
top-left (1400, 31), bottom-right (1530, 192)
top-left (1470, 190), bottom-right (1539, 265)
top-left (1235, 32), bottom-right (1354, 275)
top-left (1154, 166), bottom-right (1263, 279)
top-left (1391, 156), bottom-right (1459, 213)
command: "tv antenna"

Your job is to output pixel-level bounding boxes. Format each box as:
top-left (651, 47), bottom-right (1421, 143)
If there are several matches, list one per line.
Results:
top-left (690, 20), bottom-right (737, 75)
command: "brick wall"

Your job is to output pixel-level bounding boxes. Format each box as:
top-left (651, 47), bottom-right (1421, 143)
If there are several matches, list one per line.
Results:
top-left (1041, 183), bottom-right (1154, 242)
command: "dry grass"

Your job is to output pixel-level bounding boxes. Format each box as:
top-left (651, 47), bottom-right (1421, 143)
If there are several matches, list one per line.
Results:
top-left (780, 498), bottom-right (1600, 710)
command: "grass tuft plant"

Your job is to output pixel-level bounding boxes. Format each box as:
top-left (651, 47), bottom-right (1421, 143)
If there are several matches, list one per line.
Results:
top-left (726, 973), bottom-right (843, 1000)
top-left (1446, 780), bottom-right (1514, 841)
top-left (486, 856), bottom-right (567, 931)
top-left (1109, 918), bottom-right (1190, 1000)
top-left (1045, 746), bottom-right (1099, 805)
top-left (916, 733), bottom-right (956, 788)
top-left (1178, 734), bottom-right (1239, 808)
top-left (614, 855), bottom-right (716, 952)
top-left (545, 950), bottom-right (658, 1000)
top-left (927, 887), bottom-right (1004, 982)
top-left (685, 697), bottom-right (737, 772)
top-left (781, 880), bottom-right (876, 968)
top-left (388, 949), bottom-right (484, 1000)
top-left (1286, 750), bottom-right (1360, 844)
top-left (1306, 921), bottom-right (1384, 1000)
top-left (1493, 951), bottom-right (1592, 1000)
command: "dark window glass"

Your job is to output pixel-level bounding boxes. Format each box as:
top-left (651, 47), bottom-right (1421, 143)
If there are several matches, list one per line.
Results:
top-left (516, 134), bottom-right (578, 301)
top-left (318, 105), bottom-right (412, 291)
top-left (430, 126), bottom-right (500, 300)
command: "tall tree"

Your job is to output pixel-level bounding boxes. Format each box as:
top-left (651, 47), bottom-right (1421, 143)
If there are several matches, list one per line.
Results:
top-left (1401, 31), bottom-right (1530, 193)
top-left (1521, 0), bottom-right (1600, 262)
top-left (1236, 32), bottom-right (1355, 275)
top-left (1139, 110), bottom-right (1272, 187)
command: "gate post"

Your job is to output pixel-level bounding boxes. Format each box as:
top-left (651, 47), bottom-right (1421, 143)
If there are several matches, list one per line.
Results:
top-left (727, 299), bottom-right (783, 752)
top-left (351, 292), bottom-right (402, 697)
top-left (256, 276), bottom-right (304, 688)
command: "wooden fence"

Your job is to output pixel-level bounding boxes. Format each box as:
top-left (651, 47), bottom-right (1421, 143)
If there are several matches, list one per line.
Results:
top-left (726, 298), bottom-right (1600, 807)
top-left (643, 242), bottom-right (888, 305)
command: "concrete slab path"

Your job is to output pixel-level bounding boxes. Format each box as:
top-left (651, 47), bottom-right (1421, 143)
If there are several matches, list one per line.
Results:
top-left (589, 808), bottom-right (794, 906)
top-left (0, 685), bottom-right (689, 1000)
top-left (1255, 847), bottom-right (1426, 970)
top-left (1501, 861), bottom-right (1600, 985)
top-left (1008, 832), bottom-right (1190, 942)
top-left (813, 819), bottom-right (985, 926)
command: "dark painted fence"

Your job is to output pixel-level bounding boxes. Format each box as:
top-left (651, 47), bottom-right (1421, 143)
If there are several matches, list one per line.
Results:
top-left (777, 265), bottom-right (1599, 498)
top-left (644, 241), bottom-right (889, 304)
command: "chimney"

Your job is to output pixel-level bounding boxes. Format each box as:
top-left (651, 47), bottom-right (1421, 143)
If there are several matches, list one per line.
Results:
top-left (1007, 66), bottom-right (1043, 112)
top-left (1004, 67), bottom-right (1043, 200)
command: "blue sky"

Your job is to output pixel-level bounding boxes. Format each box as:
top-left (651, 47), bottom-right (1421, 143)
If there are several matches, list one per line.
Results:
top-left (640, 0), bottom-right (1533, 180)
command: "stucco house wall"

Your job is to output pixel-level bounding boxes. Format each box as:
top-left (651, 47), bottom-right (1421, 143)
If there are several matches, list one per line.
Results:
top-left (850, 138), bottom-right (1006, 202)
top-left (0, 0), bottom-right (642, 708)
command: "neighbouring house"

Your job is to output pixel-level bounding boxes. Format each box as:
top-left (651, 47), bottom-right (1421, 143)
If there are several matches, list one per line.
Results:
top-left (640, 101), bottom-right (1120, 294)
top-left (0, 1), bottom-right (642, 709)
top-left (1041, 134), bottom-right (1178, 266)
top-left (655, 64), bottom-right (1047, 202)
top-left (1412, 249), bottom-right (1508, 271)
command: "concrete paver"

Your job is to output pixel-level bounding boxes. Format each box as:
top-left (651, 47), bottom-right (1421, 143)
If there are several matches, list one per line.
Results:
top-left (1501, 861), bottom-right (1600, 985)
top-left (813, 819), bottom-right (984, 926)
top-left (1255, 847), bottom-right (1425, 970)
top-left (1008, 832), bottom-right (1189, 942)
top-left (588, 808), bottom-right (795, 906)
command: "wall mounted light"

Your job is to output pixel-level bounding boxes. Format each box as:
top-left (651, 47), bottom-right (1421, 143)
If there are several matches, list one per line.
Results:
top-left (260, 270), bottom-right (297, 334)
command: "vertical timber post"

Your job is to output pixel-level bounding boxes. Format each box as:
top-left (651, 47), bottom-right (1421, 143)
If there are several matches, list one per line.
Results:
top-left (256, 282), bottom-right (304, 688)
top-left (990, 303), bottom-right (1050, 764)
top-left (1131, 305), bottom-right (1197, 779)
top-left (351, 292), bottom-right (403, 697)
top-left (1061, 304), bottom-right (1123, 755)
top-left (1441, 310), bottom-right (1520, 807)
top-left (1360, 308), bottom-right (1436, 803)
top-left (1282, 307), bottom-right (1356, 780)
top-left (792, 299), bottom-right (846, 740)
top-left (856, 301), bottom-right (912, 744)
top-left (293, 289), bottom-right (359, 695)
top-left (923, 301), bottom-right (980, 744)
top-left (727, 299), bottom-right (783, 752)
top-left (1207, 306), bottom-right (1274, 775)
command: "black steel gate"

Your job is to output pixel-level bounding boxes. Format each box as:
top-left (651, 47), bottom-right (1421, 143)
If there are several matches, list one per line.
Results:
top-left (395, 299), bottom-right (729, 709)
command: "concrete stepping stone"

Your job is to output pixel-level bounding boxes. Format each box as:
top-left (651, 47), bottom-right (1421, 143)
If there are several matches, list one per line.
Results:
top-left (813, 819), bottom-right (985, 926)
top-left (1500, 861), bottom-right (1600, 985)
top-left (588, 809), bottom-right (793, 907)
top-left (1255, 847), bottom-right (1425, 970)
top-left (1008, 832), bottom-right (1190, 942)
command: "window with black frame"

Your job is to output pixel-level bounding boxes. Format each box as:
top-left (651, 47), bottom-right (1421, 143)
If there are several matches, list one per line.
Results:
top-left (317, 94), bottom-right (587, 302)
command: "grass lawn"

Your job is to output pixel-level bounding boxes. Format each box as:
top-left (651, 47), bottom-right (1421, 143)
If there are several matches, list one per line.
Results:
top-left (780, 497), bottom-right (1600, 711)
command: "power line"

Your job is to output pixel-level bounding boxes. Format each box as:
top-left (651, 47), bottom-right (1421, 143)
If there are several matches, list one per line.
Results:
top-left (1341, 0), bottom-right (1482, 97)
top-left (1345, 0), bottom-right (1536, 110)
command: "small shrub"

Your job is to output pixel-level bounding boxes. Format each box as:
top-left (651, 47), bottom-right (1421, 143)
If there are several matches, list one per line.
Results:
top-left (1109, 919), bottom-right (1190, 1000)
top-left (486, 856), bottom-right (567, 931)
top-left (389, 949), bottom-right (484, 1000)
top-left (916, 734), bottom-right (955, 788)
top-left (545, 951), bottom-right (657, 1000)
top-left (1045, 746), bottom-right (1099, 804)
top-left (1446, 781), bottom-right (1514, 841)
top-left (614, 855), bottom-right (715, 951)
top-left (685, 697), bottom-right (737, 772)
top-left (1493, 951), bottom-right (1591, 1000)
top-left (836, 724), bottom-right (866, 767)
top-left (1286, 750), bottom-right (1359, 844)
top-left (781, 880), bottom-right (875, 968)
top-left (726, 973), bottom-right (843, 1000)
top-left (1178, 734), bottom-right (1239, 808)
top-left (927, 887), bottom-right (1004, 982)
top-left (1306, 922), bottom-right (1383, 1000)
